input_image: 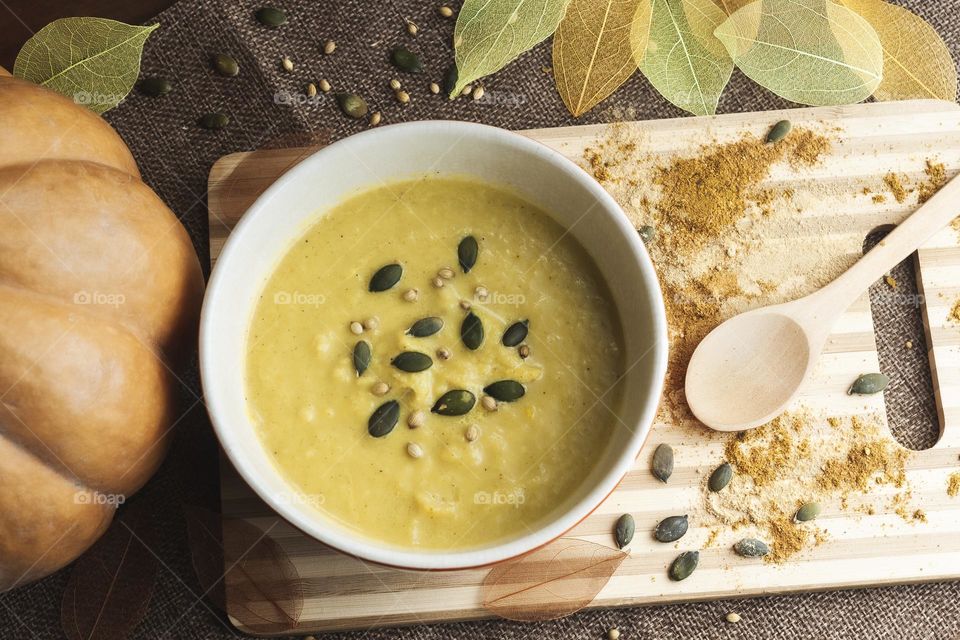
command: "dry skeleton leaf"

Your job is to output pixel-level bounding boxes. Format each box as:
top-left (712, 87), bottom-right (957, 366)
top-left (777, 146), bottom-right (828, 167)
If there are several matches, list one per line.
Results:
top-left (632, 0), bottom-right (733, 116)
top-left (714, 0), bottom-right (884, 106)
top-left (184, 505), bottom-right (304, 634)
top-left (553, 0), bottom-right (643, 117)
top-left (452, 0), bottom-right (573, 96)
top-left (481, 537), bottom-right (628, 621)
top-left (841, 0), bottom-right (958, 101)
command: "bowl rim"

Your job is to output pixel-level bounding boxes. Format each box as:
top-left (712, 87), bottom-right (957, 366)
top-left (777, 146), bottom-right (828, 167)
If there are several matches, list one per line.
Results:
top-left (200, 119), bottom-right (668, 570)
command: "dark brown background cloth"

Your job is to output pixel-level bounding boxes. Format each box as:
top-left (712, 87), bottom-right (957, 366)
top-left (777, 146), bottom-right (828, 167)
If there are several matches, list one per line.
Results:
top-left (2, 0), bottom-right (959, 638)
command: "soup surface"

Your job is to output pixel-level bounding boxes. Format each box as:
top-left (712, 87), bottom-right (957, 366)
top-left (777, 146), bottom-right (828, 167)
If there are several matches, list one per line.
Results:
top-left (246, 177), bottom-right (625, 549)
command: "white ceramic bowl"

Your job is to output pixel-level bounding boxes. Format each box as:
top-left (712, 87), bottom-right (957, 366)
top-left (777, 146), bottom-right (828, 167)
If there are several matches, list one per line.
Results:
top-left (201, 121), bottom-right (667, 570)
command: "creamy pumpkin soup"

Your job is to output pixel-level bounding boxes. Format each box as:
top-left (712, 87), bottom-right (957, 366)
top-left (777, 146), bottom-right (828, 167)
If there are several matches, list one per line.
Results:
top-left (246, 177), bottom-right (625, 549)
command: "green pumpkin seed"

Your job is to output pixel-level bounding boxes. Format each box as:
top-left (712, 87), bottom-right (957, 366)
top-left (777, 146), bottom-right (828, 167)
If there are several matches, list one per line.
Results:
top-left (407, 317), bottom-right (444, 337)
top-left (368, 400), bottom-right (399, 437)
top-left (847, 373), bottom-right (889, 395)
top-left (708, 462), bottom-right (733, 492)
top-left (501, 320), bottom-right (529, 347)
top-left (733, 538), bottom-right (770, 558)
top-left (483, 380), bottom-right (525, 402)
top-left (213, 53), bottom-right (239, 77)
top-left (458, 235), bottom-right (478, 273)
top-left (668, 551), bottom-right (699, 581)
top-left (766, 119), bottom-right (792, 144)
top-left (255, 6), bottom-right (287, 27)
top-left (353, 340), bottom-right (371, 376)
top-left (199, 112), bottom-right (229, 129)
top-left (461, 311), bottom-right (484, 350)
top-left (337, 93), bottom-right (369, 119)
top-left (391, 351), bottom-right (433, 372)
top-left (442, 64), bottom-right (458, 97)
top-left (391, 46), bottom-right (423, 73)
top-left (654, 515), bottom-right (688, 543)
top-left (431, 389), bottom-right (476, 416)
top-left (369, 263), bottom-right (402, 292)
top-left (794, 502), bottom-right (821, 523)
top-left (614, 513), bottom-right (635, 549)
top-left (138, 77), bottom-right (171, 96)
top-left (638, 225), bottom-right (655, 244)
top-left (652, 443), bottom-right (674, 483)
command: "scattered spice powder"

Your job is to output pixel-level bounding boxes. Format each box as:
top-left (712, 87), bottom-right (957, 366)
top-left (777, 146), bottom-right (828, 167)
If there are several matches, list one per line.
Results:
top-left (884, 172), bottom-right (910, 203)
top-left (918, 160), bottom-right (947, 203)
top-left (947, 472), bottom-right (960, 497)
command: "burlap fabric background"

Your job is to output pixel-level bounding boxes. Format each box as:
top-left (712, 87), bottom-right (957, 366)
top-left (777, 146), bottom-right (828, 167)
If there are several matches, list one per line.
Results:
top-left (2, 0), bottom-right (959, 637)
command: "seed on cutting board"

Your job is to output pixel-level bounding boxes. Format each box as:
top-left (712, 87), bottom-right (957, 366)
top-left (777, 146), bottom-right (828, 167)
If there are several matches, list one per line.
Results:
top-left (668, 551), bottom-right (699, 581)
top-left (390, 78), bottom-right (402, 90)
top-left (733, 538), bottom-right (770, 558)
top-left (391, 46), bottom-right (423, 73)
top-left (461, 311), bottom-right (484, 349)
top-left (430, 82), bottom-right (440, 94)
top-left (281, 56), bottom-right (294, 72)
top-left (458, 235), bottom-right (479, 272)
top-left (403, 288), bottom-right (419, 302)
top-left (323, 40), bottom-right (336, 54)
top-left (372, 381), bottom-right (390, 396)
top-left (255, 6), bottom-right (287, 27)
top-left (391, 351), bottom-right (433, 372)
top-left (407, 316), bottom-right (444, 337)
top-left (614, 513), bottom-right (635, 549)
top-left (465, 424), bottom-right (479, 442)
top-left (349, 321), bottom-right (364, 335)
top-left (369, 111), bottom-right (382, 127)
top-left (199, 112), bottom-right (229, 129)
top-left (502, 320), bottom-right (529, 347)
top-left (337, 93), bottom-right (369, 119)
top-left (651, 443), bottom-right (674, 482)
top-left (368, 400), bottom-right (399, 437)
top-left (794, 502), bottom-right (821, 522)
top-left (139, 77), bottom-right (172, 96)
top-left (483, 380), bottom-right (525, 402)
top-left (362, 317), bottom-right (380, 331)
top-left (442, 64), bottom-right (458, 96)
top-left (431, 389), bottom-right (476, 416)
top-left (654, 515), bottom-right (689, 543)
top-left (518, 344), bottom-right (531, 359)
top-left (306, 82), bottom-right (317, 97)
top-left (638, 225), bottom-right (655, 244)
top-left (407, 411), bottom-right (426, 429)
top-left (369, 263), bottom-right (402, 291)
top-left (213, 53), bottom-right (239, 77)
top-left (439, 5), bottom-right (454, 18)
top-left (353, 340), bottom-right (371, 376)
top-left (709, 462), bottom-right (733, 492)
top-left (481, 395), bottom-right (498, 412)
top-left (766, 119), bottom-right (792, 144)
top-left (395, 90), bottom-right (411, 104)
top-left (848, 372), bottom-right (889, 395)
top-left (406, 442), bottom-right (423, 458)
top-left (319, 78), bottom-right (332, 92)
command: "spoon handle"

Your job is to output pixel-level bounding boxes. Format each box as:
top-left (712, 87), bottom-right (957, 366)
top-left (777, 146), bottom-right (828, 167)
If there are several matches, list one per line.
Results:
top-left (814, 172), bottom-right (960, 312)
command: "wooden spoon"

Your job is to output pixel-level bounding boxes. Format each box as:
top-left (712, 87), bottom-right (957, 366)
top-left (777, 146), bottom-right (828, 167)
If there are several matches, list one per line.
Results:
top-left (685, 172), bottom-right (960, 432)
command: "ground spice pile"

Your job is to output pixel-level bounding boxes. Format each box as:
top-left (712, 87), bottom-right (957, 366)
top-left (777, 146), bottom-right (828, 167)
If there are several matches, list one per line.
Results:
top-left (948, 472), bottom-right (960, 497)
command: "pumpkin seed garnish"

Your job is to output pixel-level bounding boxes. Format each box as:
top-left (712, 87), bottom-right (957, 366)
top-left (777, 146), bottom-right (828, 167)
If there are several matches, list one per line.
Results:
top-left (708, 462), bottom-right (733, 492)
top-left (483, 380), bottom-right (525, 402)
top-left (255, 6), bottom-right (287, 27)
top-left (654, 515), bottom-right (689, 543)
top-left (442, 64), bottom-right (458, 96)
top-left (337, 93), bottom-right (369, 119)
top-left (431, 389), bottom-right (476, 416)
top-left (353, 341), bottom-right (371, 376)
top-left (733, 538), bottom-right (770, 558)
top-left (668, 551), bottom-right (699, 581)
top-left (391, 351), bottom-right (433, 372)
top-left (502, 320), bottom-right (529, 347)
top-left (407, 316), bottom-right (444, 337)
top-left (369, 263), bottom-right (402, 292)
top-left (652, 443), bottom-right (674, 483)
top-left (848, 373), bottom-right (889, 395)
top-left (766, 119), bottom-right (792, 144)
top-left (368, 400), bottom-right (399, 437)
top-left (461, 311), bottom-right (484, 350)
top-left (391, 46), bottom-right (423, 73)
top-left (138, 77), bottom-right (172, 96)
top-left (794, 502), bottom-right (821, 523)
top-left (614, 513), bottom-right (635, 549)
top-left (638, 225), bottom-right (655, 244)
top-left (213, 53), bottom-right (239, 76)
top-left (199, 112), bottom-right (229, 130)
top-left (458, 235), bottom-right (478, 273)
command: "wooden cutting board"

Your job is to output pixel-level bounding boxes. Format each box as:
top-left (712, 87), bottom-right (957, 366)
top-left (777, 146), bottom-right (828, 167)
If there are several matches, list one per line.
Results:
top-left (208, 100), bottom-right (960, 635)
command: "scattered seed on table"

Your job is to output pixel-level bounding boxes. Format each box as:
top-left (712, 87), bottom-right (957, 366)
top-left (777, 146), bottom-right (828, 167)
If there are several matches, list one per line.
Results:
top-left (281, 56), bottom-right (294, 72)
top-left (465, 424), bottom-right (479, 442)
top-left (654, 515), bottom-right (689, 543)
top-left (372, 381), bottom-right (390, 396)
top-left (403, 288), bottom-right (419, 302)
top-left (733, 538), bottom-right (770, 558)
top-left (349, 321), bottom-right (364, 335)
top-left (668, 551), bottom-right (699, 581)
top-left (255, 6), bottom-right (287, 27)
top-left (794, 502), bottom-right (821, 522)
top-left (651, 443), bottom-right (674, 482)
top-left (638, 225), bottom-right (655, 244)
top-left (369, 111), bottom-right (382, 126)
top-left (306, 82), bottom-right (317, 97)
top-left (472, 86), bottom-right (484, 100)
top-left (323, 40), bottom-right (337, 54)
top-left (848, 372), bottom-right (889, 395)
top-left (430, 82), bottom-right (440, 94)
top-left (319, 78), bottom-right (332, 92)
top-left (407, 411), bottom-right (426, 429)
top-left (766, 119), bottom-right (792, 143)
top-left (406, 21), bottom-right (418, 36)
top-left (139, 77), bottom-right (172, 96)
top-left (461, 84), bottom-right (472, 96)
top-left (614, 513), bottom-right (635, 549)
top-left (442, 64), bottom-right (458, 96)
top-left (607, 628), bottom-right (620, 640)
top-left (199, 112), bottom-right (229, 129)
top-left (726, 612), bottom-right (741, 624)
top-left (481, 395), bottom-right (498, 412)
top-left (407, 442), bottom-right (423, 459)
top-left (213, 53), bottom-right (239, 77)
top-left (337, 93), bottom-right (369, 119)
top-left (390, 78), bottom-right (402, 90)
top-left (709, 462), bottom-right (733, 492)
top-left (396, 90), bottom-right (410, 104)
top-left (391, 46), bottom-right (423, 73)
top-left (438, 5), bottom-right (454, 17)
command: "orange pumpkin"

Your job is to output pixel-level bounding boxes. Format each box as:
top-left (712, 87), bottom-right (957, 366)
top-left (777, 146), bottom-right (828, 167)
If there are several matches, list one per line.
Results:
top-left (0, 72), bottom-right (203, 591)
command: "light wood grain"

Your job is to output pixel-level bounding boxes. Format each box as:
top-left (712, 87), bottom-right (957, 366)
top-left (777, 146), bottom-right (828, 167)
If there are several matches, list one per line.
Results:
top-left (209, 100), bottom-right (960, 635)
